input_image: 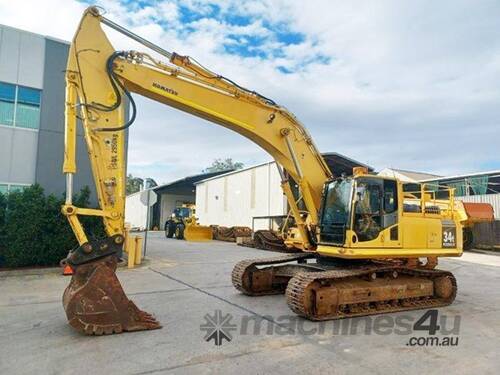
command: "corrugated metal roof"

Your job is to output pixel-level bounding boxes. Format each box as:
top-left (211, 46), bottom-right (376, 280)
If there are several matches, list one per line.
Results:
top-left (194, 152), bottom-right (373, 184)
top-left (382, 168), bottom-right (442, 181)
top-left (421, 170), bottom-right (500, 182)
top-left (321, 152), bottom-right (373, 172)
top-left (153, 170), bottom-right (232, 195)
top-left (127, 170), bottom-right (232, 197)
top-left (193, 161), bottom-right (275, 184)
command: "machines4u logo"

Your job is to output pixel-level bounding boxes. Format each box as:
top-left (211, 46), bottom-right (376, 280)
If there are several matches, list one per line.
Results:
top-left (200, 310), bottom-right (237, 346)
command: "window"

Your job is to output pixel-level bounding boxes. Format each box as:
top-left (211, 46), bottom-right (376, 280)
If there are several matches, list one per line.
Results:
top-left (0, 183), bottom-right (29, 194)
top-left (16, 86), bottom-right (41, 129)
top-left (403, 183), bottom-right (421, 197)
top-left (9, 185), bottom-right (27, 192)
top-left (353, 178), bottom-right (383, 242)
top-left (383, 180), bottom-right (397, 214)
top-left (0, 81), bottom-right (41, 129)
top-left (0, 82), bottom-right (15, 126)
top-left (319, 178), bottom-right (353, 245)
top-left (173, 207), bottom-right (191, 218)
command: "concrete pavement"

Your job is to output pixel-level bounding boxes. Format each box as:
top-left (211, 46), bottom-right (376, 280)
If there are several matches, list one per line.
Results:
top-left (1, 232), bottom-right (499, 374)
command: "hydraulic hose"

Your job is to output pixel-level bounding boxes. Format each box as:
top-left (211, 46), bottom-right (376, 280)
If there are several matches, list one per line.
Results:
top-left (91, 51), bottom-right (137, 132)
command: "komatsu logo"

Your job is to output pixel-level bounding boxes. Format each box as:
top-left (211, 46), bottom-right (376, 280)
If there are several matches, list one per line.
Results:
top-left (152, 82), bottom-right (178, 96)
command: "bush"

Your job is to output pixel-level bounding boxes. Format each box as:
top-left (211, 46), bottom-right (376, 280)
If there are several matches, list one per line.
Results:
top-left (0, 185), bottom-right (105, 268)
top-left (0, 193), bottom-right (6, 263)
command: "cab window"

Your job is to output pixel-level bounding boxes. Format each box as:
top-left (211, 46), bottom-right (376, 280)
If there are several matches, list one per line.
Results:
top-left (384, 180), bottom-right (397, 213)
top-left (353, 178), bottom-right (398, 242)
top-left (354, 179), bottom-right (383, 241)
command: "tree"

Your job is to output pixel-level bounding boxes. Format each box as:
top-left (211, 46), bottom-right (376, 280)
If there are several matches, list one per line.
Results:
top-left (126, 175), bottom-right (158, 195)
top-left (126, 174), bottom-right (143, 195)
top-left (0, 185), bottom-right (105, 268)
top-left (203, 158), bottom-right (244, 173)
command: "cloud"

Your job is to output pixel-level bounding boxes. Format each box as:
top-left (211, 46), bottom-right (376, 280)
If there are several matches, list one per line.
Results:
top-left (0, 0), bottom-right (498, 184)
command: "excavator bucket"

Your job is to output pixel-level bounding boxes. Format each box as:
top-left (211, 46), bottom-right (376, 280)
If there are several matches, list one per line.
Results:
top-left (63, 255), bottom-right (161, 335)
top-left (183, 224), bottom-right (213, 241)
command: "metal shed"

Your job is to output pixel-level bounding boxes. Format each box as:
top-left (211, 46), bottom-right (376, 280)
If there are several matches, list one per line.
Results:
top-left (194, 153), bottom-right (372, 229)
top-left (125, 170), bottom-right (230, 230)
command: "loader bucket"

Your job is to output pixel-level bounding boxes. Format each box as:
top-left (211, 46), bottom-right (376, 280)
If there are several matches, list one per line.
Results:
top-left (462, 202), bottom-right (494, 223)
top-left (63, 255), bottom-right (161, 335)
top-left (184, 224), bottom-right (213, 241)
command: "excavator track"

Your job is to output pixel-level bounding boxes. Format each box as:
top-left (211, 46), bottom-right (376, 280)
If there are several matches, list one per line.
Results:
top-left (232, 253), bottom-right (457, 320)
top-left (212, 226), bottom-right (253, 242)
top-left (232, 253), bottom-right (317, 296)
top-left (253, 230), bottom-right (298, 252)
top-left (286, 265), bottom-right (457, 321)
top-left (238, 230), bottom-right (298, 253)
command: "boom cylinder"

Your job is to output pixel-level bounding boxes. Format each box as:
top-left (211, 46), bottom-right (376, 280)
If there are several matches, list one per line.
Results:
top-left (63, 80), bottom-right (78, 205)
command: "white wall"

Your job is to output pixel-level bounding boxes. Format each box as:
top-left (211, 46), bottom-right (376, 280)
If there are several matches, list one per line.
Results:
top-left (126, 191), bottom-right (196, 230)
top-left (195, 162), bottom-right (287, 229)
top-left (0, 26), bottom-right (45, 89)
top-left (125, 191), bottom-right (148, 230)
top-left (0, 127), bottom-right (38, 184)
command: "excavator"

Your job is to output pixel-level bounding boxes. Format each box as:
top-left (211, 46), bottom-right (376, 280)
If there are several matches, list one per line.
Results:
top-left (61, 7), bottom-right (464, 335)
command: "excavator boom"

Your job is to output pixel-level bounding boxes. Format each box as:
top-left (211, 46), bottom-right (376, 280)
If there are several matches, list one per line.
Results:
top-left (61, 7), bottom-right (330, 335)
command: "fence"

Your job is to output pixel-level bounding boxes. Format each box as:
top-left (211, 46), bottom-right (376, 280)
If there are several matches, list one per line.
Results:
top-left (472, 220), bottom-right (500, 250)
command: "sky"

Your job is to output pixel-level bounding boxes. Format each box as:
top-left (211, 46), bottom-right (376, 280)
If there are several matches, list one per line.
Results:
top-left (0, 0), bottom-right (498, 184)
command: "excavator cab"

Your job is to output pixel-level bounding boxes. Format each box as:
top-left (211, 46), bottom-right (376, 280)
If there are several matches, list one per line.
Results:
top-left (317, 170), bottom-right (465, 262)
top-left (319, 174), bottom-right (400, 247)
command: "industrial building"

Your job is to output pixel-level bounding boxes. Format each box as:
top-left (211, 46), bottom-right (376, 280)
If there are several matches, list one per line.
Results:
top-left (125, 171), bottom-right (229, 230)
top-left (125, 159), bottom-right (499, 231)
top-left (195, 153), bottom-right (373, 229)
top-left (0, 24), bottom-right (101, 199)
top-left (377, 167), bottom-right (441, 182)
top-left (379, 168), bottom-right (500, 219)
top-left (423, 170), bottom-right (500, 219)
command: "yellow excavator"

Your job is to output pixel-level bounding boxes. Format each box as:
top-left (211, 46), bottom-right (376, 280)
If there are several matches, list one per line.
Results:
top-left (61, 7), bottom-right (465, 335)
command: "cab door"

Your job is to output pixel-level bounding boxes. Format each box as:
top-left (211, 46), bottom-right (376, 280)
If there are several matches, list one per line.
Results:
top-left (350, 178), bottom-right (400, 247)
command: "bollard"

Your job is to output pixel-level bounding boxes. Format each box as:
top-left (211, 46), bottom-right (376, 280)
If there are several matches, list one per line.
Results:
top-left (127, 236), bottom-right (136, 269)
top-left (134, 236), bottom-right (143, 265)
top-left (124, 231), bottom-right (142, 268)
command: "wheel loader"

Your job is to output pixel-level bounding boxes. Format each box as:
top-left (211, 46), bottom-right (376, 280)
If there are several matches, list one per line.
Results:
top-left (60, 7), bottom-right (479, 335)
top-left (164, 204), bottom-right (212, 241)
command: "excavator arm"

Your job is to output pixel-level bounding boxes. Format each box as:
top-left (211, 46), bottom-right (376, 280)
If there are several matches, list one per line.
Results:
top-left (61, 7), bottom-right (331, 335)
top-left (63, 7), bottom-right (331, 250)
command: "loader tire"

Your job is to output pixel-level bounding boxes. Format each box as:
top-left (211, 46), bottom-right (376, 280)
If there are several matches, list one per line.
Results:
top-left (175, 223), bottom-right (185, 240)
top-left (165, 221), bottom-right (175, 238)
